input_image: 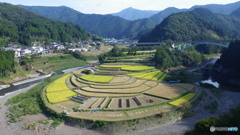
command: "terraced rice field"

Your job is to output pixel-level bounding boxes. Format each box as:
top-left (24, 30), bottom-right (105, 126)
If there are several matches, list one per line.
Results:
top-left (46, 74), bottom-right (72, 92)
top-left (121, 65), bottom-right (154, 71)
top-left (77, 76), bottom-right (136, 86)
top-left (100, 65), bottom-right (131, 68)
top-left (70, 75), bottom-right (88, 87)
top-left (128, 70), bottom-right (167, 81)
top-left (75, 89), bottom-right (139, 97)
top-left (169, 93), bottom-right (196, 106)
top-left (81, 83), bottom-right (150, 93)
top-left (90, 79), bottom-right (146, 89)
top-left (109, 76), bottom-right (131, 83)
top-left (45, 74), bottom-right (77, 103)
top-left (46, 90), bottom-right (77, 103)
top-left (145, 81), bottom-right (158, 87)
top-left (100, 65), bottom-right (154, 71)
top-left (43, 63), bottom-right (198, 121)
top-left (136, 95), bottom-right (167, 106)
top-left (144, 83), bottom-right (188, 99)
top-left (89, 98), bottom-right (105, 109)
top-left (80, 75), bottom-right (114, 83)
top-left (78, 98), bottom-right (98, 110)
top-left (108, 98), bottom-right (120, 109)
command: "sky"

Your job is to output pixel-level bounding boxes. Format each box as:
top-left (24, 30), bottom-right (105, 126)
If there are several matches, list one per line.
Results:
top-left (0, 0), bottom-right (239, 14)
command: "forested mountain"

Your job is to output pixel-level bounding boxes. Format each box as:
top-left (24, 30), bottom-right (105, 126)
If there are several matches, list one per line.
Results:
top-left (191, 8), bottom-right (240, 38)
top-left (20, 1), bottom-right (240, 40)
top-left (111, 7), bottom-right (159, 21)
top-left (149, 7), bottom-right (186, 23)
top-left (0, 3), bottom-right (92, 46)
top-left (231, 7), bottom-right (240, 18)
top-left (191, 1), bottom-right (240, 15)
top-left (20, 5), bottom-right (156, 39)
top-left (139, 10), bottom-right (229, 42)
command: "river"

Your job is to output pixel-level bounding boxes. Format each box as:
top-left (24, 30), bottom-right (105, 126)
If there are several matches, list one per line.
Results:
top-left (189, 58), bottom-right (221, 88)
top-left (0, 64), bottom-right (97, 96)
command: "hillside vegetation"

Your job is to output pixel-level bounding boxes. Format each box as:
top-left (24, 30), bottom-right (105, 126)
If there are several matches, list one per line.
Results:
top-left (139, 11), bottom-right (229, 42)
top-left (20, 5), bottom-right (156, 39)
top-left (0, 3), bottom-right (92, 46)
top-left (215, 40), bottom-right (240, 78)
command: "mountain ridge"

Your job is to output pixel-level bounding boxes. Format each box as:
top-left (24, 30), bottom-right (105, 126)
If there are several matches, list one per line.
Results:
top-left (111, 7), bottom-right (159, 21)
top-left (139, 9), bottom-right (233, 42)
top-left (20, 5), bottom-right (156, 39)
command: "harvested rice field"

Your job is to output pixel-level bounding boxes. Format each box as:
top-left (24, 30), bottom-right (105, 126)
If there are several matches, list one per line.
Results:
top-left (81, 83), bottom-right (150, 93)
top-left (90, 79), bottom-right (146, 89)
top-left (75, 89), bottom-right (140, 97)
top-left (144, 83), bottom-right (189, 99)
top-left (42, 64), bottom-right (199, 121)
top-left (109, 76), bottom-right (131, 83)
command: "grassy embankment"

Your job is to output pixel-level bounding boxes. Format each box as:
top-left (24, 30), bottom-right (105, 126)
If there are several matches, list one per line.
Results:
top-left (6, 74), bottom-right (64, 123)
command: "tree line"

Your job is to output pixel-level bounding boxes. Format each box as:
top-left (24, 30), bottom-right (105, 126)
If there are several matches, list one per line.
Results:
top-left (0, 49), bottom-right (15, 77)
top-left (154, 43), bottom-right (204, 70)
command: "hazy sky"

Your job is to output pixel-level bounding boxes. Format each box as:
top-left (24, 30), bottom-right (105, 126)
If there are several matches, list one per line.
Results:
top-left (0, 0), bottom-right (239, 14)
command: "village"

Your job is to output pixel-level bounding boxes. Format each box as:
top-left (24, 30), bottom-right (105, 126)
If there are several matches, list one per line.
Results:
top-left (2, 41), bottom-right (103, 58)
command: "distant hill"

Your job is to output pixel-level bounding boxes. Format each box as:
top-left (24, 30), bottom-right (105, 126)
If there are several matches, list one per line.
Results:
top-left (0, 3), bottom-right (92, 46)
top-left (19, 1), bottom-right (240, 39)
top-left (139, 11), bottom-right (229, 42)
top-left (149, 1), bottom-right (240, 23)
top-left (149, 7), bottom-right (186, 23)
top-left (20, 5), bottom-right (156, 39)
top-left (191, 1), bottom-right (240, 15)
top-left (231, 7), bottom-right (240, 18)
top-left (111, 7), bottom-right (159, 21)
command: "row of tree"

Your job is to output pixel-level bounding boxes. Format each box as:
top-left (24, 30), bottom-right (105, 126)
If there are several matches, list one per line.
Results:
top-left (154, 43), bottom-right (204, 70)
top-left (0, 49), bottom-right (15, 77)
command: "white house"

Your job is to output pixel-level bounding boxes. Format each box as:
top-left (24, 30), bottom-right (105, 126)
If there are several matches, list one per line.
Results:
top-left (4, 47), bottom-right (21, 58)
top-left (33, 47), bottom-right (44, 53)
top-left (68, 48), bottom-right (82, 52)
top-left (56, 45), bottom-right (65, 50)
top-left (21, 49), bottom-right (32, 56)
top-left (81, 48), bottom-right (88, 52)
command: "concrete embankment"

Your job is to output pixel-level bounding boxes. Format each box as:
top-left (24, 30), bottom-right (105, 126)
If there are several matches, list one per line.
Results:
top-left (12, 73), bottom-right (53, 86)
top-left (62, 64), bottom-right (98, 74)
top-left (0, 84), bottom-right (10, 90)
